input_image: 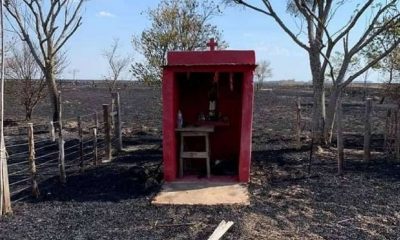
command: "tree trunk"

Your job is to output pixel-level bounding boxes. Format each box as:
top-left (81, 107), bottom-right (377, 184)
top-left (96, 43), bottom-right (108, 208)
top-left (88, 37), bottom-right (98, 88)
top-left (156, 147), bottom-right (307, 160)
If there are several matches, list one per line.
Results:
top-left (380, 66), bottom-right (394, 104)
top-left (25, 108), bottom-right (32, 121)
top-left (363, 70), bottom-right (369, 101)
top-left (309, 47), bottom-right (325, 144)
top-left (45, 61), bottom-right (59, 122)
top-left (312, 80), bottom-right (326, 144)
top-left (324, 86), bottom-right (341, 145)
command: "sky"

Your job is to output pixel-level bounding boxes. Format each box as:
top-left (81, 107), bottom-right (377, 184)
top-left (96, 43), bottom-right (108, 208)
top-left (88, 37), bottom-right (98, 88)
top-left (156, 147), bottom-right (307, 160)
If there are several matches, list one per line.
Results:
top-left (59, 0), bottom-right (383, 82)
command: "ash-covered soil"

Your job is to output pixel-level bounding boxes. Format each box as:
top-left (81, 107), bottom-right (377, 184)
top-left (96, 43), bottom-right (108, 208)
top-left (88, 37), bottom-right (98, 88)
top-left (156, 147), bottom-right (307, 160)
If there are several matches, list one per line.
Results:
top-left (0, 84), bottom-right (399, 239)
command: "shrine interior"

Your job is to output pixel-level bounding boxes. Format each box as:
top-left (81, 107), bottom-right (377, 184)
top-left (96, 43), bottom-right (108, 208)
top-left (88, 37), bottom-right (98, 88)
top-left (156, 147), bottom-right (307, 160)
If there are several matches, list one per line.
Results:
top-left (176, 72), bottom-right (244, 178)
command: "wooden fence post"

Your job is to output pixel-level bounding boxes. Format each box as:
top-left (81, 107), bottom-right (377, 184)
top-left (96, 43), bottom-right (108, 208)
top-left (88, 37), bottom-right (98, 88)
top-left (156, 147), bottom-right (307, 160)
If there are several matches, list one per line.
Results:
top-left (395, 109), bottom-right (400, 161)
top-left (337, 98), bottom-right (344, 175)
top-left (28, 123), bottom-right (39, 198)
top-left (78, 116), bottom-right (84, 171)
top-left (49, 121), bottom-right (56, 142)
top-left (295, 97), bottom-right (301, 150)
top-left (0, 131), bottom-right (11, 214)
top-left (103, 104), bottom-right (112, 162)
top-left (58, 91), bottom-right (66, 184)
top-left (111, 94), bottom-right (115, 130)
top-left (384, 109), bottom-right (391, 155)
top-left (93, 112), bottom-right (98, 165)
top-left (363, 98), bottom-right (372, 162)
top-left (112, 92), bottom-right (122, 151)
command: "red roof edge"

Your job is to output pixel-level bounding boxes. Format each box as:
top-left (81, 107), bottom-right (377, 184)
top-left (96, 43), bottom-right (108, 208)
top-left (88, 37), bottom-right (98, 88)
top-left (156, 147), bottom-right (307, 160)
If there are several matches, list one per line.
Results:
top-left (167, 50), bottom-right (256, 66)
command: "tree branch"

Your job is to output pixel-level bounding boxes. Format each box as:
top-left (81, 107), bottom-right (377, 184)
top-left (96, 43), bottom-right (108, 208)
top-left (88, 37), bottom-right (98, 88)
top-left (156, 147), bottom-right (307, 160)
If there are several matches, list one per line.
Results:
top-left (234, 0), bottom-right (310, 51)
top-left (4, 3), bottom-right (45, 71)
top-left (54, 0), bottom-right (84, 52)
top-left (342, 38), bottom-right (400, 87)
top-left (330, 0), bottom-right (374, 44)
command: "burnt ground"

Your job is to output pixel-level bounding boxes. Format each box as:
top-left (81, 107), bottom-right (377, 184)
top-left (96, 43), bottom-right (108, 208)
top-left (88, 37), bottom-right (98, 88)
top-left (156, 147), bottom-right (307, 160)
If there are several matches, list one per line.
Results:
top-left (0, 83), bottom-right (399, 239)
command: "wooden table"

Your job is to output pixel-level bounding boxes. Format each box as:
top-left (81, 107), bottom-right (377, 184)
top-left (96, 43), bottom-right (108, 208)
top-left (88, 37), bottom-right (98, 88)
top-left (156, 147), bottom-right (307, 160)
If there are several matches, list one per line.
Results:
top-left (176, 126), bottom-right (215, 178)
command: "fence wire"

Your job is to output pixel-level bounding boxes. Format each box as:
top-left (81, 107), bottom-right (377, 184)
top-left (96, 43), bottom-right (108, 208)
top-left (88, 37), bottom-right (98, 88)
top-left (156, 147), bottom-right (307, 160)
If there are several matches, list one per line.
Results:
top-left (6, 112), bottom-right (118, 202)
top-left (5, 105), bottom-right (120, 202)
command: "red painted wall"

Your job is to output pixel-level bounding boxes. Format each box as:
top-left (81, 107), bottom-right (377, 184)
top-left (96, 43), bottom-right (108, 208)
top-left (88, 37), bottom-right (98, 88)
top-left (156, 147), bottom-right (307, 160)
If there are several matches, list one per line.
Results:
top-left (162, 50), bottom-right (256, 182)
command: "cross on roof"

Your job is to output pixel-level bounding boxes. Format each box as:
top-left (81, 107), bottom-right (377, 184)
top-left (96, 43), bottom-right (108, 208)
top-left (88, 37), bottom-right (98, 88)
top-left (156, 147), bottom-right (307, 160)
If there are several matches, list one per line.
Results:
top-left (207, 38), bottom-right (218, 51)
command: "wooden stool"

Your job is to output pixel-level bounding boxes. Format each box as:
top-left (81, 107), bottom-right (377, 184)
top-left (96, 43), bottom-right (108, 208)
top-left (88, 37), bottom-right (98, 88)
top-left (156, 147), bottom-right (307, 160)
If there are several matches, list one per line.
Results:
top-left (176, 126), bottom-right (214, 178)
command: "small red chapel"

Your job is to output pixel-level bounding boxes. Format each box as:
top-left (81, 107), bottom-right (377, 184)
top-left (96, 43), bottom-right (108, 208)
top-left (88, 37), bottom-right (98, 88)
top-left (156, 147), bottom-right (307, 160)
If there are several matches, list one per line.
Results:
top-left (162, 39), bottom-right (256, 182)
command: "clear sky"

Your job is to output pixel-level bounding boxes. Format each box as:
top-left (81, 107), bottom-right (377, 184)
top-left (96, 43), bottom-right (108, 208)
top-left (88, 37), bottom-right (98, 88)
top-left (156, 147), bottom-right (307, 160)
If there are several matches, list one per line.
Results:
top-left (62, 0), bottom-right (381, 82)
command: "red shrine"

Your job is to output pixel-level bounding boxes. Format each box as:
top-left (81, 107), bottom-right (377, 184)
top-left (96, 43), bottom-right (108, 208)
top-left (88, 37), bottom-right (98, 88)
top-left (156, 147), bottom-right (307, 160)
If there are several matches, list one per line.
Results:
top-left (162, 39), bottom-right (256, 182)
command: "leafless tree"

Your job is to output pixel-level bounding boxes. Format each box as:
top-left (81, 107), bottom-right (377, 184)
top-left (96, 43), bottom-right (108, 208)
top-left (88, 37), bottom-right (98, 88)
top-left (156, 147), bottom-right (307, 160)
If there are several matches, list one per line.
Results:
top-left (255, 60), bottom-right (272, 91)
top-left (4, 0), bottom-right (86, 121)
top-left (103, 39), bottom-right (130, 93)
top-left (5, 42), bottom-right (47, 120)
top-left (228, 0), bottom-right (400, 144)
top-left (71, 68), bottom-right (79, 81)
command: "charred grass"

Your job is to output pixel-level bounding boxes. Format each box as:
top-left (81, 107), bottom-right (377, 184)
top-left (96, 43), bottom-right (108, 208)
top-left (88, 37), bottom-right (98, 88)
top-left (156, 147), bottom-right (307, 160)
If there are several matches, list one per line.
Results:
top-left (0, 84), bottom-right (399, 239)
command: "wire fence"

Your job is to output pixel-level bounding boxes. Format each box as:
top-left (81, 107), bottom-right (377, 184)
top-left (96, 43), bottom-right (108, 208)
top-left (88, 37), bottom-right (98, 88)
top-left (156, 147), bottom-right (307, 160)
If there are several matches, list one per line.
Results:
top-left (4, 93), bottom-right (123, 202)
top-left (292, 96), bottom-right (399, 159)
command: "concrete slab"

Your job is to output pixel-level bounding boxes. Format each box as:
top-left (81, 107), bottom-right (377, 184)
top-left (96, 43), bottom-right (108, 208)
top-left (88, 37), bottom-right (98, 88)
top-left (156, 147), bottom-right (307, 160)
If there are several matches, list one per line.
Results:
top-left (152, 181), bottom-right (250, 205)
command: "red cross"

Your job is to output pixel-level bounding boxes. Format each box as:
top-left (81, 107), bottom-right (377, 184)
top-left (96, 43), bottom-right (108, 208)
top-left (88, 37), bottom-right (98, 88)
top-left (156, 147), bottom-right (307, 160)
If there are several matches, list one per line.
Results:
top-left (207, 38), bottom-right (218, 51)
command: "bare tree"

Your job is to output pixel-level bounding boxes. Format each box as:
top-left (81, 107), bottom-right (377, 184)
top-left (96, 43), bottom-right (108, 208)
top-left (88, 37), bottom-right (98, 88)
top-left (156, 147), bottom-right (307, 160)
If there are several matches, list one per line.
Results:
top-left (255, 60), bottom-right (272, 91)
top-left (4, 0), bottom-right (86, 121)
top-left (228, 0), bottom-right (400, 144)
top-left (71, 68), bottom-right (79, 81)
top-left (5, 42), bottom-right (47, 120)
top-left (103, 39), bottom-right (130, 93)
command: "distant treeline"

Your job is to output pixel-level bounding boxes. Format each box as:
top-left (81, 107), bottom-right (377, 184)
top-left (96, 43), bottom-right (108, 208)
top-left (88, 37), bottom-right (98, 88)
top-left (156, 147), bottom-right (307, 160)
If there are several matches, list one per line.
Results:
top-left (4, 79), bottom-right (148, 89)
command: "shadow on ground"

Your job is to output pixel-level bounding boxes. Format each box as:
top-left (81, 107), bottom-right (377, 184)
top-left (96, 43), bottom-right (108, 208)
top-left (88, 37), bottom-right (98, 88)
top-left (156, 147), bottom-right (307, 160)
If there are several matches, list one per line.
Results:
top-left (19, 149), bottom-right (163, 203)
